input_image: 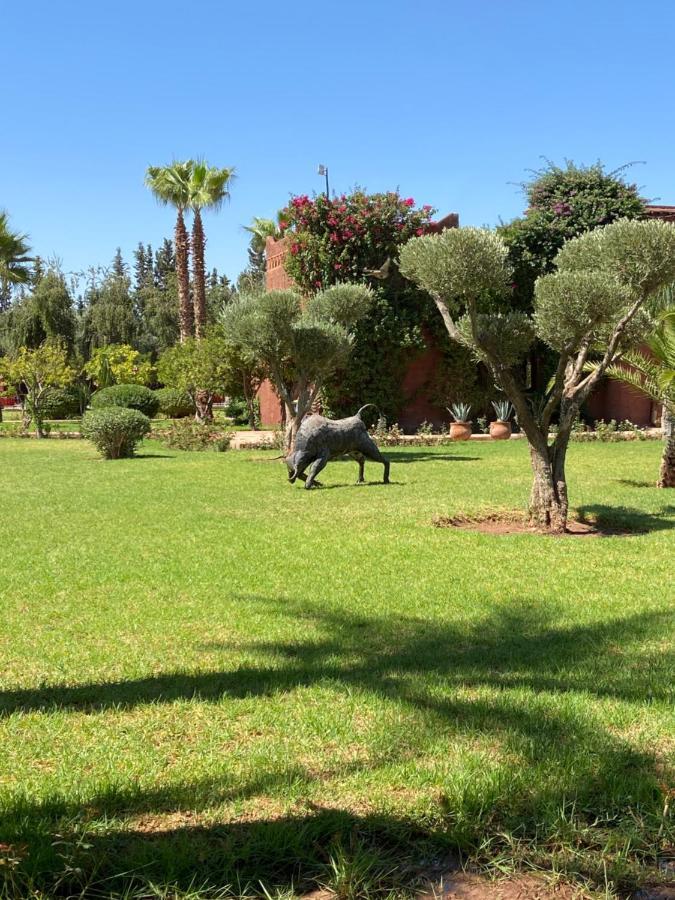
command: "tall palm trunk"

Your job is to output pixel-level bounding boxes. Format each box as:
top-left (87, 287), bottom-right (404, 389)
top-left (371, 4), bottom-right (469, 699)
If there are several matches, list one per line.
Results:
top-left (175, 210), bottom-right (193, 341)
top-left (192, 209), bottom-right (207, 338)
top-left (658, 402), bottom-right (675, 487)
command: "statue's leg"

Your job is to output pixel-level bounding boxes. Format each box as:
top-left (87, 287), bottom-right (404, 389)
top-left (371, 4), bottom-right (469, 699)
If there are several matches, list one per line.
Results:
top-left (289, 451), bottom-right (311, 484)
top-left (352, 453), bottom-right (365, 483)
top-left (305, 451), bottom-right (329, 490)
top-left (356, 436), bottom-right (390, 484)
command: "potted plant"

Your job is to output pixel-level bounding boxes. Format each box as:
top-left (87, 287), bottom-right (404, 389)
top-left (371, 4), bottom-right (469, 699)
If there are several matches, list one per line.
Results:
top-left (490, 400), bottom-right (513, 440)
top-left (447, 402), bottom-right (472, 441)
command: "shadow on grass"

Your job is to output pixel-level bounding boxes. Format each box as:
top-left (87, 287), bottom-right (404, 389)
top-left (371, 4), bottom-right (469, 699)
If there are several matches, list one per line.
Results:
top-left (376, 452), bottom-right (480, 463)
top-left (1, 600), bottom-right (672, 715)
top-left (575, 503), bottom-right (675, 534)
top-left (615, 478), bottom-right (658, 489)
top-left (2, 598), bottom-right (672, 895)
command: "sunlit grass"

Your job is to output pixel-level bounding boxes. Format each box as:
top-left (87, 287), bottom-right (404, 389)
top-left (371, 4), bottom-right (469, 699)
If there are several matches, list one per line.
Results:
top-left (0, 438), bottom-right (672, 898)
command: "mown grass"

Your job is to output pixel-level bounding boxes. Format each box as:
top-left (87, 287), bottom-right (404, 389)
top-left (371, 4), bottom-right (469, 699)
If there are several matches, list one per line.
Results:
top-left (0, 438), bottom-right (673, 898)
top-left (0, 410), bottom-right (253, 434)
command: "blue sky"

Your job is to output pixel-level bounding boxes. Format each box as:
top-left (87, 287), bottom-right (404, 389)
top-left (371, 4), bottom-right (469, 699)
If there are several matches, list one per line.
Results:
top-left (2, 0), bottom-right (674, 284)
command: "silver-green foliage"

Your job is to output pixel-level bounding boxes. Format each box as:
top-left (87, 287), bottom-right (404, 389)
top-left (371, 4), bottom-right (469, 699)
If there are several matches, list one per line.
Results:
top-left (399, 227), bottom-right (511, 310)
top-left (221, 284), bottom-right (374, 444)
top-left (81, 407), bottom-right (150, 459)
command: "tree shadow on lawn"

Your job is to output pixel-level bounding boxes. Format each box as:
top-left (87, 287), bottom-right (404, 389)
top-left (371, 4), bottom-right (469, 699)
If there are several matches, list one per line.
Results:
top-left (1, 598), bottom-right (672, 895)
top-left (1, 599), bottom-right (672, 715)
top-left (575, 503), bottom-right (675, 534)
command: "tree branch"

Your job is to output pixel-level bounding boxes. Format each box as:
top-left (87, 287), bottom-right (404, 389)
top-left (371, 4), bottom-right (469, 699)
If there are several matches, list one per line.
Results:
top-left (570, 294), bottom-right (645, 403)
top-left (431, 294), bottom-right (463, 343)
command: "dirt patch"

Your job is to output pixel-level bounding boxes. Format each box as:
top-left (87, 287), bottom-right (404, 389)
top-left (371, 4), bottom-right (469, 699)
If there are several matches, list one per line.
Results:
top-left (432, 511), bottom-right (636, 537)
top-left (418, 871), bottom-right (588, 899)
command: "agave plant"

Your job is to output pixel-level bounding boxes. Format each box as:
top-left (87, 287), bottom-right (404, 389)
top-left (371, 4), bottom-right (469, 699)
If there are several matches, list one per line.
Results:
top-left (447, 402), bottom-right (472, 423)
top-left (492, 399), bottom-right (514, 422)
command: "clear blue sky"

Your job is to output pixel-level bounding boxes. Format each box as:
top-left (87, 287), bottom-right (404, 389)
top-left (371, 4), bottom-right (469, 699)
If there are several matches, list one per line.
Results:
top-left (2, 0), bottom-right (674, 284)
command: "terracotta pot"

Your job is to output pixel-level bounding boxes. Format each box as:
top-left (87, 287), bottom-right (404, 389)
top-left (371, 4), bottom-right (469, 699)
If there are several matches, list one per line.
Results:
top-left (450, 421), bottom-right (472, 441)
top-left (489, 420), bottom-right (512, 441)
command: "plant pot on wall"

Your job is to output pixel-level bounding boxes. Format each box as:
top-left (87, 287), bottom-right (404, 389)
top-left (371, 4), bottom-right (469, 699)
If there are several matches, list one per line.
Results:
top-left (450, 421), bottom-right (472, 441)
top-left (489, 420), bottom-right (511, 440)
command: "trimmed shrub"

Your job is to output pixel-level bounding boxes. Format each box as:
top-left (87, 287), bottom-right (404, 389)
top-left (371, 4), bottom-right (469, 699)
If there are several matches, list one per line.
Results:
top-left (161, 419), bottom-right (232, 452)
top-left (41, 386), bottom-right (81, 419)
top-left (81, 408), bottom-right (151, 459)
top-left (91, 383), bottom-right (160, 418)
top-left (153, 387), bottom-right (193, 419)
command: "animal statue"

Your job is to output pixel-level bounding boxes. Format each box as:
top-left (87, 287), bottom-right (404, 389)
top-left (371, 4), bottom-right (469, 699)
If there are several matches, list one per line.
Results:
top-left (286, 405), bottom-right (391, 489)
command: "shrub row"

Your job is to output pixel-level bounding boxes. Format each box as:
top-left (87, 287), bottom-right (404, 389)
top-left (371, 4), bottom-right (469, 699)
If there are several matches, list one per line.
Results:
top-left (89, 384), bottom-right (193, 419)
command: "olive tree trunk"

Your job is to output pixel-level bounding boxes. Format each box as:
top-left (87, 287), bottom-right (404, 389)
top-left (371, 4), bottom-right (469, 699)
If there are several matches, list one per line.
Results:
top-left (658, 402), bottom-right (675, 488)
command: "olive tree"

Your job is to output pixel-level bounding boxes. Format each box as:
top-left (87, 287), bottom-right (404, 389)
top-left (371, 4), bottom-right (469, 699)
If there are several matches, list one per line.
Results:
top-left (222, 284), bottom-right (373, 449)
top-left (400, 220), bottom-right (675, 532)
top-left (0, 342), bottom-right (74, 438)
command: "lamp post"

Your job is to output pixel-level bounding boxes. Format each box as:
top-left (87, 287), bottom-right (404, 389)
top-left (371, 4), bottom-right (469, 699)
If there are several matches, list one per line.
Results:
top-left (317, 164), bottom-right (329, 198)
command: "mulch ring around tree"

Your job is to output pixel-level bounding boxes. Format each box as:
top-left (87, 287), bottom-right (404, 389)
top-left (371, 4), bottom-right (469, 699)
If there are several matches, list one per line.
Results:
top-left (431, 511), bottom-right (638, 537)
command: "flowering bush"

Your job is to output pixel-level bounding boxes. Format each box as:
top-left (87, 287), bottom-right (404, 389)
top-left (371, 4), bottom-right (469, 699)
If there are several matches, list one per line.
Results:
top-left (275, 191), bottom-right (446, 419)
top-left (499, 161), bottom-right (646, 312)
top-left (279, 191), bottom-right (435, 293)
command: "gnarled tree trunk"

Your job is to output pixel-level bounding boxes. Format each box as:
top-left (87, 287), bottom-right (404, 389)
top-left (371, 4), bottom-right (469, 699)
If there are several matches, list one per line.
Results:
top-left (175, 210), bottom-right (193, 342)
top-left (658, 402), bottom-right (675, 488)
top-left (525, 404), bottom-right (574, 534)
top-left (195, 390), bottom-right (213, 423)
top-left (191, 209), bottom-right (207, 339)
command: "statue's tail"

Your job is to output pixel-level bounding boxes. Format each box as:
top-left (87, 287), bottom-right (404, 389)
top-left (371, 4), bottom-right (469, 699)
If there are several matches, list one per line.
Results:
top-left (356, 404), bottom-right (379, 419)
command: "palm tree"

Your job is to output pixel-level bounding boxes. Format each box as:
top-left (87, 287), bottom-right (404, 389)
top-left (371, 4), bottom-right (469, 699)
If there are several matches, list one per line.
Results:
top-left (187, 161), bottom-right (235, 338)
top-left (145, 163), bottom-right (194, 341)
top-left (590, 309), bottom-right (675, 487)
top-left (0, 212), bottom-right (32, 301)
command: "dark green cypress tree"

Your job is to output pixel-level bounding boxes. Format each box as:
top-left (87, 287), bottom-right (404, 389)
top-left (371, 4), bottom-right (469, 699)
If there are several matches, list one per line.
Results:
top-left (112, 247), bottom-right (127, 279)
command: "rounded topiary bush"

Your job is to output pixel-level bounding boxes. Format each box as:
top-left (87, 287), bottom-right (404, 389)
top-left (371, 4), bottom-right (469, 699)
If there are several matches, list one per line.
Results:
top-left (41, 386), bottom-right (81, 419)
top-left (154, 387), bottom-right (193, 419)
top-left (90, 383), bottom-right (160, 418)
top-left (81, 408), bottom-right (151, 459)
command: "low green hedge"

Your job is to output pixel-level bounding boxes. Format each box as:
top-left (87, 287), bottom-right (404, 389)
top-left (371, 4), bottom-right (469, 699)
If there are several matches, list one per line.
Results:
top-left (91, 384), bottom-right (159, 418)
top-left (153, 387), bottom-right (193, 419)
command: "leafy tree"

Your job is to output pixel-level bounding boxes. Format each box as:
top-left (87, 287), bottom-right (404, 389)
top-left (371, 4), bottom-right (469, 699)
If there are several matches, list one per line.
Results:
top-left (0, 342), bottom-right (74, 437)
top-left (135, 275), bottom-right (180, 355)
top-left (145, 162), bottom-right (194, 341)
top-left (157, 334), bottom-right (232, 422)
top-left (0, 212), bottom-right (32, 310)
top-left (80, 270), bottom-right (137, 352)
top-left (133, 243), bottom-right (153, 293)
top-left (185, 160), bottom-right (235, 337)
top-left (83, 344), bottom-right (154, 388)
top-left (499, 161), bottom-right (646, 312)
top-left (400, 220), bottom-right (675, 532)
top-left (1, 270), bottom-right (76, 353)
top-left (154, 239), bottom-right (175, 290)
top-left (586, 308), bottom-right (675, 487)
top-left (222, 284), bottom-right (373, 449)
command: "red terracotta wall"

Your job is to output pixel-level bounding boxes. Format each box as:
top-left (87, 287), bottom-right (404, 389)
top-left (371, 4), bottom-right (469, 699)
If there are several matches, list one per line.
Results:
top-left (257, 237), bottom-right (291, 426)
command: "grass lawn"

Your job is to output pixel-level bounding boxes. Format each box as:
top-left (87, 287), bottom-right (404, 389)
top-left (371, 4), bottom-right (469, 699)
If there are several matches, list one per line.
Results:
top-left (0, 411), bottom-right (255, 434)
top-left (0, 438), bottom-right (673, 898)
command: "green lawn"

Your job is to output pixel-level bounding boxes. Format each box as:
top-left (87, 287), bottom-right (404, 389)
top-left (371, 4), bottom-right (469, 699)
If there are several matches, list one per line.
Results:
top-left (0, 438), bottom-right (673, 898)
